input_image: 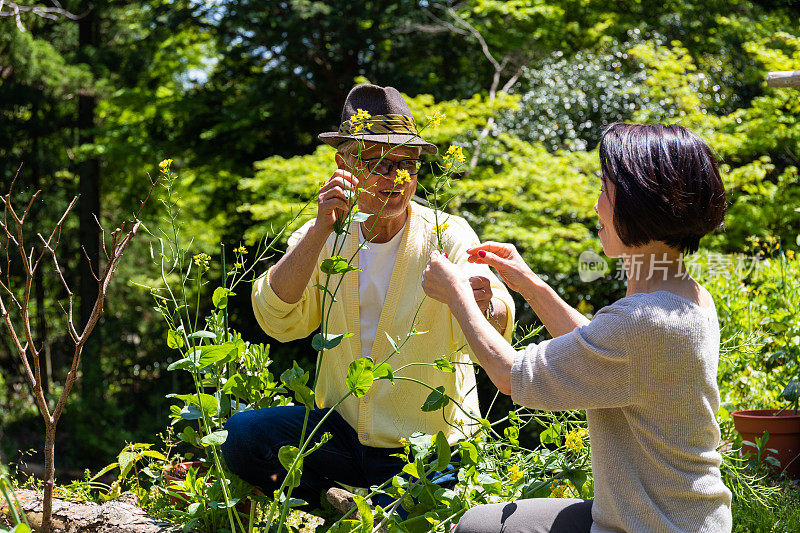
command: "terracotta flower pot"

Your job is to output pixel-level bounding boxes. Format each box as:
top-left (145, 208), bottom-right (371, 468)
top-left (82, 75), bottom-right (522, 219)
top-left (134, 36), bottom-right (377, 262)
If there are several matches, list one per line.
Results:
top-left (163, 461), bottom-right (209, 505)
top-left (731, 409), bottom-right (800, 478)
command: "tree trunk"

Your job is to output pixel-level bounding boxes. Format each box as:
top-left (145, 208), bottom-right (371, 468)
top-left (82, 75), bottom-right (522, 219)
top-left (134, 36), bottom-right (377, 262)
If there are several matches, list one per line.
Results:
top-left (78, 2), bottom-right (102, 411)
top-left (41, 424), bottom-right (56, 533)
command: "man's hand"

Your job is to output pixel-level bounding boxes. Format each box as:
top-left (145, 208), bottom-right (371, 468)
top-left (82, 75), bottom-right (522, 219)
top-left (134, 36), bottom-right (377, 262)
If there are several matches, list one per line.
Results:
top-left (422, 251), bottom-right (472, 307)
top-left (469, 276), bottom-right (493, 314)
top-left (315, 170), bottom-right (359, 234)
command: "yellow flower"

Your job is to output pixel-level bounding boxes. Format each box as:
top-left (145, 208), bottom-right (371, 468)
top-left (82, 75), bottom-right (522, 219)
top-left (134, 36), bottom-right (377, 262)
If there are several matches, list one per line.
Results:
top-left (353, 122), bottom-right (364, 134)
top-left (565, 431), bottom-right (585, 454)
top-left (426, 109), bottom-right (445, 129)
top-left (508, 464), bottom-right (523, 484)
top-left (787, 249), bottom-right (795, 259)
top-left (352, 108), bottom-right (371, 124)
top-left (394, 168), bottom-right (412, 186)
top-left (234, 245), bottom-right (248, 255)
top-left (549, 481), bottom-right (568, 498)
top-left (444, 145), bottom-right (465, 163)
top-left (234, 262), bottom-right (243, 269)
top-left (192, 253), bottom-right (211, 271)
top-left (159, 159), bottom-right (173, 171)
top-left (431, 222), bottom-right (449, 236)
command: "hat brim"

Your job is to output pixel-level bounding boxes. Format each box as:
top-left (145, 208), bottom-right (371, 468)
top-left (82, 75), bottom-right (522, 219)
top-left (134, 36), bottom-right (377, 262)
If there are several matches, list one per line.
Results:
top-left (319, 132), bottom-right (438, 155)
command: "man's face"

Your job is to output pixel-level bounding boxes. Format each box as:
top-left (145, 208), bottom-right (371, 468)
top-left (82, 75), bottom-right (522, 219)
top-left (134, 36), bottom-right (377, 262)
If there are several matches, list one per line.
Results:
top-left (345, 143), bottom-right (420, 223)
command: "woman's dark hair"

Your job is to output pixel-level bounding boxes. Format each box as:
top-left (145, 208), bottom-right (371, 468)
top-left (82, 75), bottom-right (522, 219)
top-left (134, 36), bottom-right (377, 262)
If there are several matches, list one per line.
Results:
top-left (598, 122), bottom-right (726, 254)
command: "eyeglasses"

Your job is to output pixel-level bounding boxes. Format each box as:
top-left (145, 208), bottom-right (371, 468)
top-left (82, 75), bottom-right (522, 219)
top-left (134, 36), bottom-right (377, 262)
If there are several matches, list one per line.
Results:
top-left (360, 158), bottom-right (422, 176)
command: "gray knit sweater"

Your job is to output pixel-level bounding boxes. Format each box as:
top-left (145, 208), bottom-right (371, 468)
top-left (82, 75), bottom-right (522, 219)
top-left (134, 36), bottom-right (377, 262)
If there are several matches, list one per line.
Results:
top-left (511, 291), bottom-right (732, 533)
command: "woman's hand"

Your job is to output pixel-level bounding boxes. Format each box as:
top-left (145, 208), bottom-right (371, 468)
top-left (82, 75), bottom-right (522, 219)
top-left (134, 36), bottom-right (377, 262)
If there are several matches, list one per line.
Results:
top-left (422, 251), bottom-right (473, 307)
top-left (467, 241), bottom-right (538, 295)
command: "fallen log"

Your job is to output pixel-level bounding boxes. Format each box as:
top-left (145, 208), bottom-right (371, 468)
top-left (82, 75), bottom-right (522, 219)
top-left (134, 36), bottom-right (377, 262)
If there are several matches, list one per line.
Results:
top-left (1, 490), bottom-right (179, 532)
top-left (767, 70), bottom-right (800, 88)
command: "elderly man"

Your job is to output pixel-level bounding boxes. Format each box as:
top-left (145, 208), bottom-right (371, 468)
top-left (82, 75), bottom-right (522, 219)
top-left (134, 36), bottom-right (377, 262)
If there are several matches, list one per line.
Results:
top-left (222, 84), bottom-right (515, 510)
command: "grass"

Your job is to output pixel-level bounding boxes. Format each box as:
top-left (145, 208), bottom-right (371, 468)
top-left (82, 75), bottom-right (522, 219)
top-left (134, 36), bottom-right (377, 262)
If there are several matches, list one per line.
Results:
top-left (732, 476), bottom-right (800, 532)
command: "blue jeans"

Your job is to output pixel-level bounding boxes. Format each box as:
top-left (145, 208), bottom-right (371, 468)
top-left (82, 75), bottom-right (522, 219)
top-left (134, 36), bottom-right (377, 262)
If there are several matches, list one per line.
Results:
top-left (222, 405), bottom-right (455, 512)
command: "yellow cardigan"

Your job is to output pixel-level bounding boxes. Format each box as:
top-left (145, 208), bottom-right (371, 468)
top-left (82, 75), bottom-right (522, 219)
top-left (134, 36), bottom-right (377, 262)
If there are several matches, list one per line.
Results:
top-left (252, 201), bottom-right (515, 447)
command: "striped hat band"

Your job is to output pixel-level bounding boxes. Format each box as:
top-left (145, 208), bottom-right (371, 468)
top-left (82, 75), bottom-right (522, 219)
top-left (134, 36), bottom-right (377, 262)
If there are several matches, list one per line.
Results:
top-left (339, 114), bottom-right (419, 136)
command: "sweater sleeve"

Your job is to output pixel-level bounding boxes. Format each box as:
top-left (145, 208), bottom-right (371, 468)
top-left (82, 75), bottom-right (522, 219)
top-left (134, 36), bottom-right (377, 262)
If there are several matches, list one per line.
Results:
top-left (511, 303), bottom-right (633, 411)
top-left (251, 221), bottom-right (323, 342)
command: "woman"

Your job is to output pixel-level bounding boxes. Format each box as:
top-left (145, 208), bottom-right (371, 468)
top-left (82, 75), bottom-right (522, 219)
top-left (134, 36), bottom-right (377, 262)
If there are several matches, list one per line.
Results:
top-left (422, 123), bottom-right (732, 533)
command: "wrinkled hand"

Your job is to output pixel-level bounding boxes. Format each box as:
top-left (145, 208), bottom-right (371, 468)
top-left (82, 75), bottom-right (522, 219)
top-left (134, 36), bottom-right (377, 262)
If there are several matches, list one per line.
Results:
top-left (467, 241), bottom-right (537, 295)
top-left (422, 251), bottom-right (472, 307)
top-left (316, 170), bottom-right (358, 234)
top-left (469, 276), bottom-right (493, 314)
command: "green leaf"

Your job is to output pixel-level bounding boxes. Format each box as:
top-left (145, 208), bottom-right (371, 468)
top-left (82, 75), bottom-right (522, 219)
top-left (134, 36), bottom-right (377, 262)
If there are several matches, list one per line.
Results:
top-left (167, 329), bottom-right (184, 350)
top-left (434, 357), bottom-right (455, 373)
top-left (320, 255), bottom-right (359, 275)
top-left (221, 373), bottom-right (244, 395)
top-left (385, 332), bottom-right (399, 353)
top-left (278, 445), bottom-right (303, 488)
top-left (402, 462), bottom-right (420, 479)
top-left (166, 357), bottom-right (195, 372)
top-left (10, 525), bottom-right (32, 533)
top-left (781, 381), bottom-right (800, 403)
top-left (168, 393), bottom-right (219, 417)
top-left (212, 287), bottom-right (234, 309)
top-left (118, 451), bottom-right (136, 478)
top-left (90, 462), bottom-right (119, 482)
top-left (179, 405), bottom-right (203, 421)
top-left (539, 424), bottom-right (562, 446)
top-left (347, 358), bottom-right (374, 397)
top-left (313, 283), bottom-right (336, 300)
top-left (477, 472), bottom-right (502, 493)
top-left (280, 362), bottom-right (315, 408)
top-left (565, 469), bottom-right (588, 497)
top-left (420, 386), bottom-right (449, 412)
top-left (187, 330), bottom-right (217, 340)
top-left (408, 432), bottom-right (433, 458)
top-left (141, 450), bottom-right (167, 461)
top-left (434, 431), bottom-right (450, 471)
top-left (353, 494), bottom-right (374, 531)
top-left (458, 441), bottom-right (478, 466)
top-left (373, 362), bottom-right (393, 382)
top-left (196, 343), bottom-right (237, 368)
top-left (200, 430), bottom-right (228, 447)
top-left (312, 332), bottom-right (351, 352)
top-left (181, 426), bottom-right (200, 446)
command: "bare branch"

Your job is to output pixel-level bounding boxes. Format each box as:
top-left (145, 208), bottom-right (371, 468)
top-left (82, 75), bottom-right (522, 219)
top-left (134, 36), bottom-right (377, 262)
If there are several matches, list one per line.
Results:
top-left (422, 9), bottom-right (469, 37)
top-left (81, 245), bottom-right (100, 282)
top-left (21, 189), bottom-right (41, 223)
top-left (0, 278), bottom-right (22, 311)
top-left (0, 1), bottom-right (85, 33)
top-left (9, 163), bottom-right (22, 194)
top-left (32, 195), bottom-right (78, 273)
top-left (501, 65), bottom-right (525, 93)
top-left (444, 6), bottom-right (501, 72)
top-left (37, 232), bottom-right (79, 342)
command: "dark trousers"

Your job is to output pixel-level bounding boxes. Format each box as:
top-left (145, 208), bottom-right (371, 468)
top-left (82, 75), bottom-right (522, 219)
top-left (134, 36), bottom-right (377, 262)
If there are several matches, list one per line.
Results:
top-left (221, 405), bottom-right (453, 511)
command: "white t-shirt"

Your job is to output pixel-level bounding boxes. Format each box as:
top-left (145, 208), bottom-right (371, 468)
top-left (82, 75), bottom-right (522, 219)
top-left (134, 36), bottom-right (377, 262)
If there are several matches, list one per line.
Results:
top-left (358, 223), bottom-right (405, 358)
